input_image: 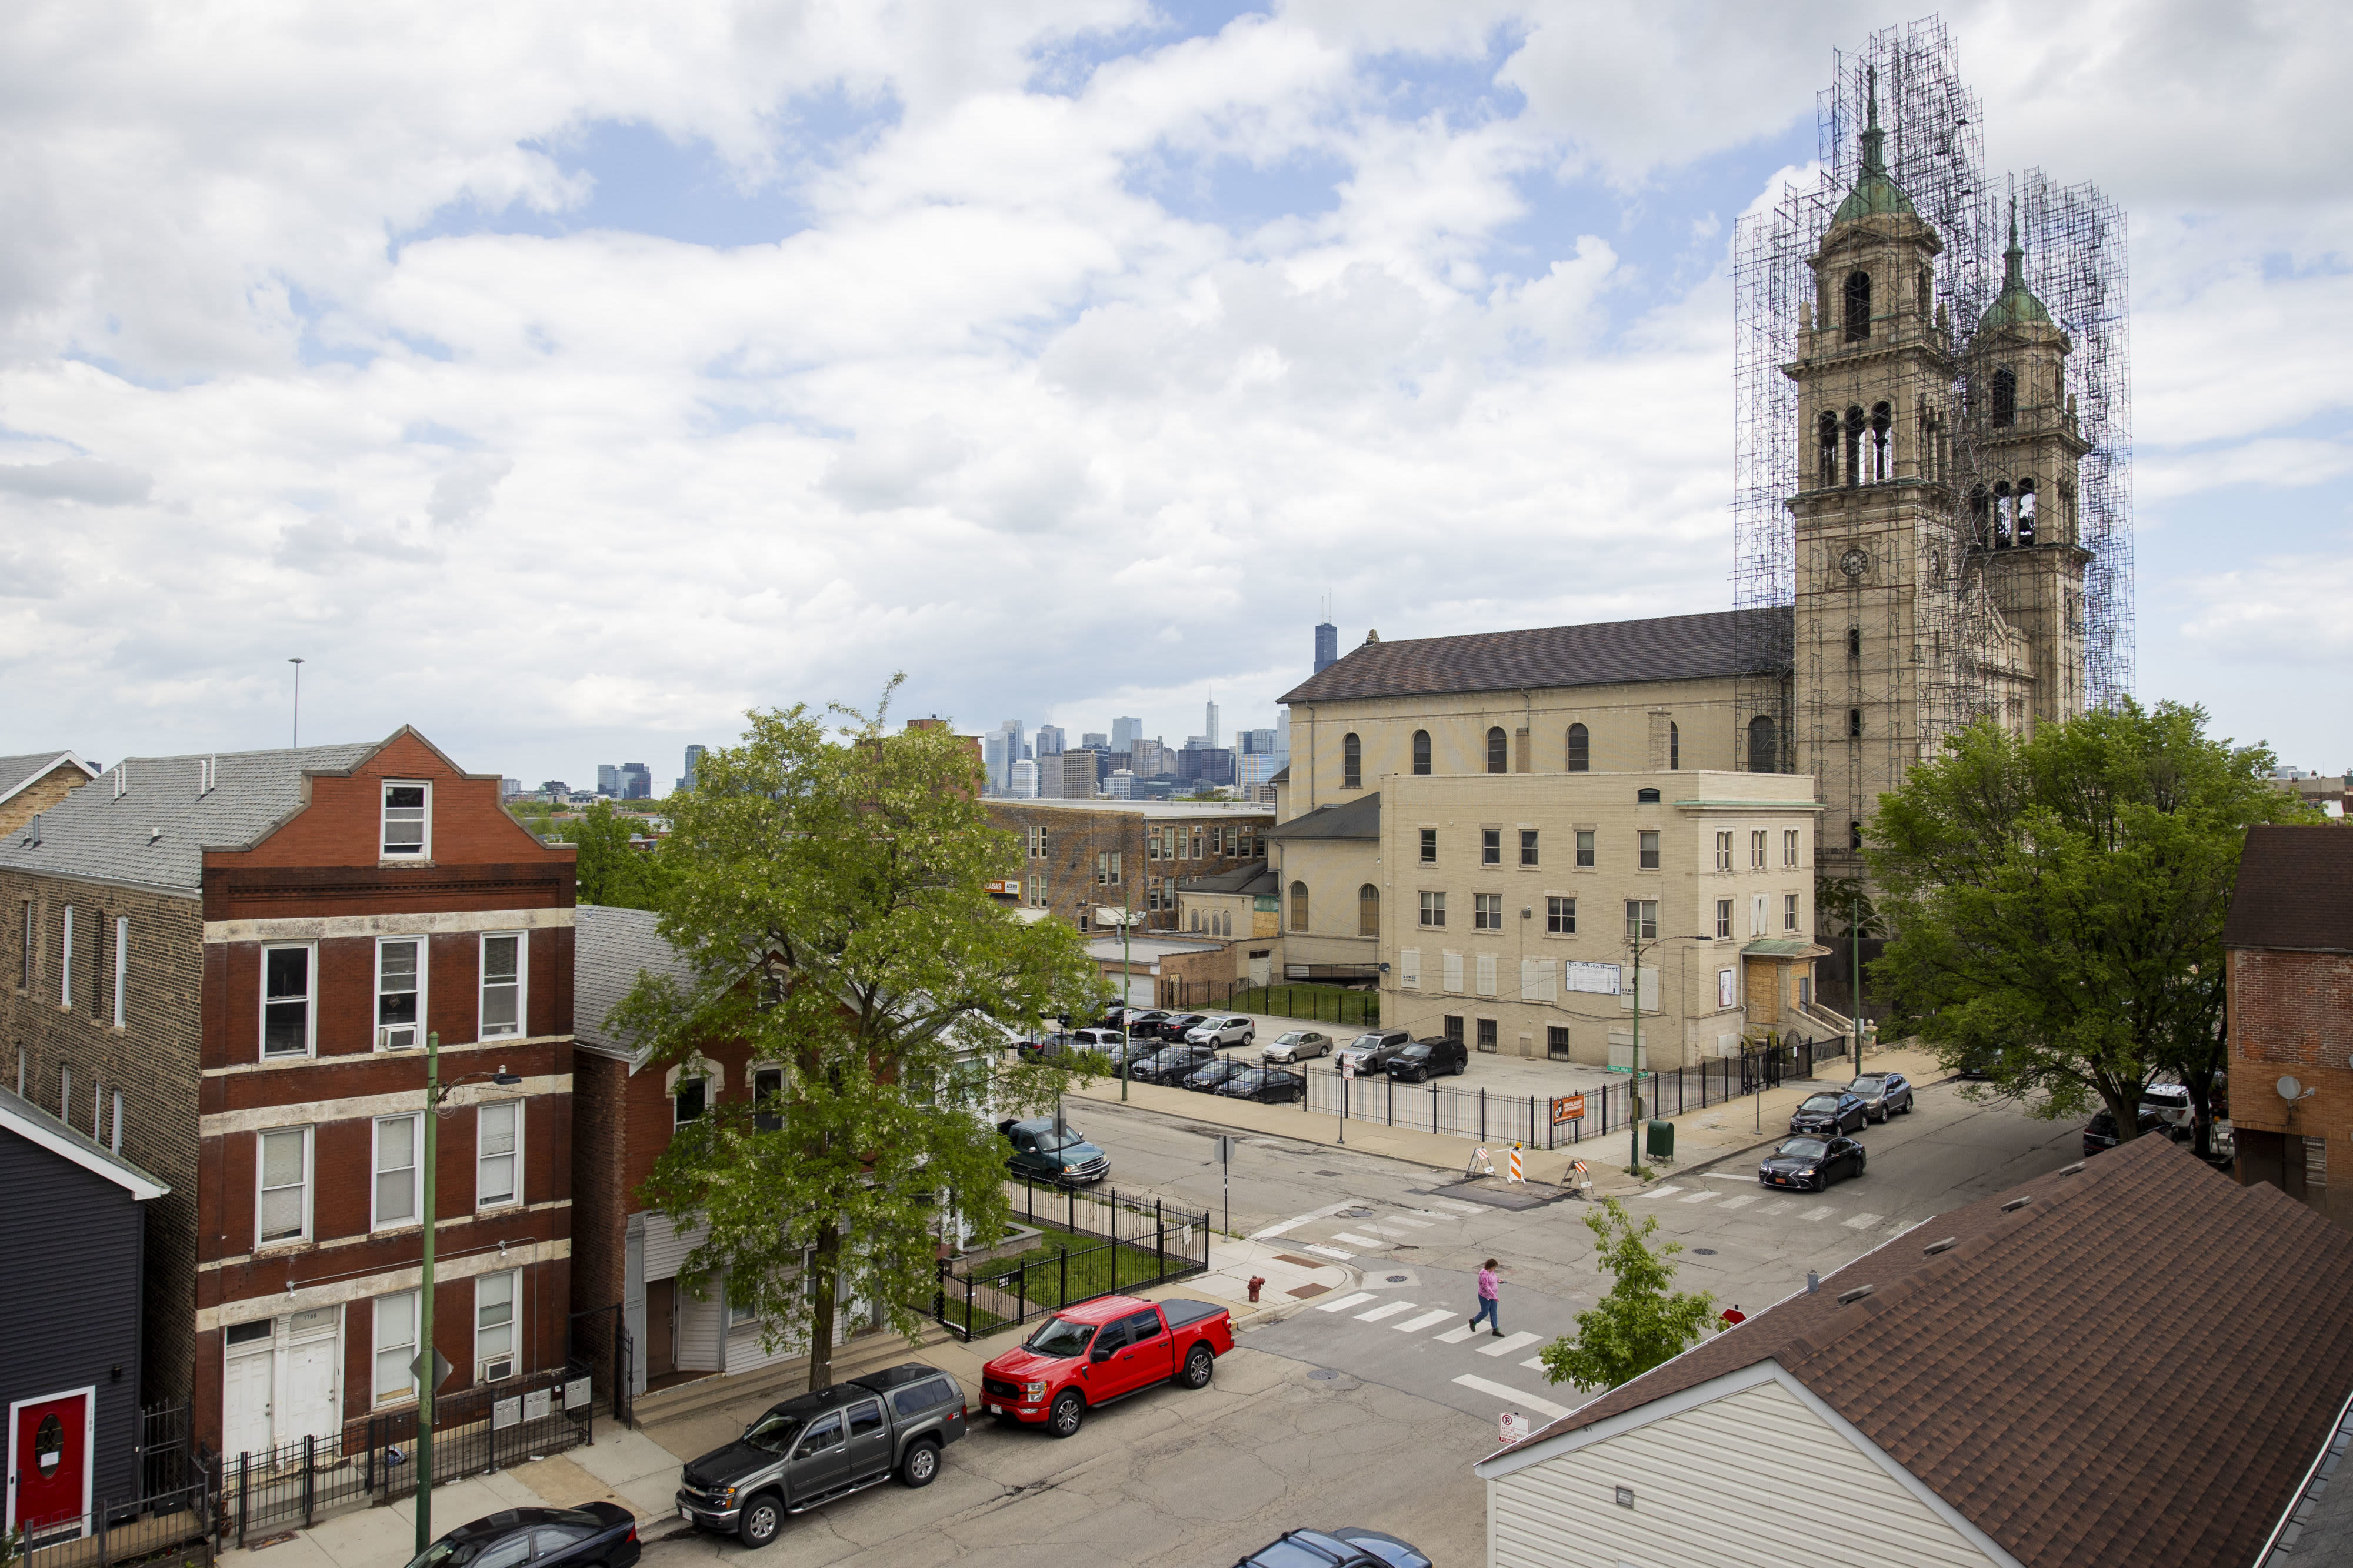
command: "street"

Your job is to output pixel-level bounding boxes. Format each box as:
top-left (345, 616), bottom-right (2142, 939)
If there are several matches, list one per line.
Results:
top-left (634, 1079), bottom-right (2081, 1568)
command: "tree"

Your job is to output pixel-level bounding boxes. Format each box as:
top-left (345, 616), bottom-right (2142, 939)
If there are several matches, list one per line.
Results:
top-left (561, 800), bottom-right (679, 910)
top-left (1870, 701), bottom-right (2313, 1153)
top-left (1539, 1197), bottom-right (1716, 1391)
top-left (617, 685), bottom-right (1106, 1392)
top-left (1814, 872), bottom-right (1884, 1023)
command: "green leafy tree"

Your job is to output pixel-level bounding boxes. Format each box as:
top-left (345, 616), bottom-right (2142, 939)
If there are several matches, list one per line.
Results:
top-left (1539, 1197), bottom-right (1716, 1390)
top-left (561, 800), bottom-right (679, 910)
top-left (618, 684), bottom-right (1106, 1392)
top-left (1870, 701), bottom-right (2312, 1153)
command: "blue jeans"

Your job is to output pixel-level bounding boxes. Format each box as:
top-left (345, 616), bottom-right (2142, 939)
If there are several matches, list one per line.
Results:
top-left (1471, 1295), bottom-right (1500, 1332)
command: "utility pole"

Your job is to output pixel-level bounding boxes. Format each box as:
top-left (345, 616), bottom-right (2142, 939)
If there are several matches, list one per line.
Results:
top-left (1851, 898), bottom-right (1865, 1064)
top-left (1625, 929), bottom-right (1711, 1173)
top-left (1121, 880), bottom-right (1133, 1102)
top-left (288, 658), bottom-right (305, 747)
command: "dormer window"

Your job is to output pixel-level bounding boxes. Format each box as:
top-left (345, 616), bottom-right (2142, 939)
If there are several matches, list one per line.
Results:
top-left (382, 781), bottom-right (429, 858)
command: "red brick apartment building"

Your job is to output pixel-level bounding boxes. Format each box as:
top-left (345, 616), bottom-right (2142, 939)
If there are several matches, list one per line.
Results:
top-left (2228, 824), bottom-right (2353, 1227)
top-left (0, 730), bottom-right (577, 1462)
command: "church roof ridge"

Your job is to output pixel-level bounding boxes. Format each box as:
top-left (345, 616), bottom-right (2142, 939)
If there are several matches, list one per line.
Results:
top-left (1277, 607), bottom-right (1773, 706)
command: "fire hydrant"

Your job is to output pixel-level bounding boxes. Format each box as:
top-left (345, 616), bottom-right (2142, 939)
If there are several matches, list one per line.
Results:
top-left (1248, 1276), bottom-right (1266, 1303)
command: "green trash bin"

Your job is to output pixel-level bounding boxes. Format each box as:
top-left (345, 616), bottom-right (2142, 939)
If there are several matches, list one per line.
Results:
top-left (1645, 1119), bottom-right (1675, 1162)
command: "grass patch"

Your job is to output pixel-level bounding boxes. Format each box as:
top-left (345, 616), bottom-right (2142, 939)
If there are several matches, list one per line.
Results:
top-left (1229, 983), bottom-right (1381, 1027)
top-left (978, 1228), bottom-right (1178, 1305)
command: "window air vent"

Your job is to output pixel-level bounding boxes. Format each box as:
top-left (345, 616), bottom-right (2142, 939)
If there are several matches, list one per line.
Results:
top-left (149, 827), bottom-right (163, 845)
top-left (2001, 1196), bottom-right (2032, 1212)
top-left (24, 812), bottom-right (38, 846)
top-left (1835, 1284), bottom-right (1875, 1305)
top-left (112, 766), bottom-right (127, 800)
top-left (1922, 1237), bottom-right (1958, 1256)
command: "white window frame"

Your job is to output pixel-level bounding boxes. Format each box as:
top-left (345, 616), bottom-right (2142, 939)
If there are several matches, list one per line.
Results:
top-left (1716, 899), bottom-right (1733, 939)
top-left (375, 936), bottom-right (425, 1051)
top-left (674, 1075), bottom-right (709, 1129)
top-left (475, 1269), bottom-right (521, 1383)
top-left (476, 1100), bottom-right (522, 1210)
top-left (381, 779), bottom-right (431, 860)
top-left (1784, 829), bottom-right (1800, 867)
top-left (256, 1125), bottom-right (313, 1247)
top-left (372, 1112), bottom-right (424, 1232)
top-left (1785, 892), bottom-right (1801, 932)
top-left (1546, 895), bottom-right (1577, 936)
top-left (1752, 893), bottom-right (1771, 937)
top-left (478, 931), bottom-right (526, 1040)
top-left (112, 916), bottom-right (129, 1028)
top-left (1714, 831), bottom-right (1732, 872)
top-left (1473, 893), bottom-right (1502, 932)
top-left (59, 904), bottom-right (74, 1008)
top-left (260, 942), bottom-right (317, 1059)
top-left (373, 1289), bottom-right (420, 1406)
top-left (1751, 829), bottom-right (1769, 870)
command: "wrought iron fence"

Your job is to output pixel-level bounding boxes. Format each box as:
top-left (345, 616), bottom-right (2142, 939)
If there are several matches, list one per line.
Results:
top-left (1161, 979), bottom-right (1380, 1026)
top-left (933, 1182), bottom-right (1212, 1340)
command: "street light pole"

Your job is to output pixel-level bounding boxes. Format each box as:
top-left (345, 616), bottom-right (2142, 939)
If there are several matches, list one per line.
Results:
top-left (1625, 930), bottom-right (1712, 1174)
top-left (288, 658), bottom-right (305, 748)
top-left (1851, 899), bottom-right (1865, 1064)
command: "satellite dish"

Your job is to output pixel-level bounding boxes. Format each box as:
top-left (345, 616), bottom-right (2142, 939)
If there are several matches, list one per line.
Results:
top-left (2278, 1076), bottom-right (2305, 1101)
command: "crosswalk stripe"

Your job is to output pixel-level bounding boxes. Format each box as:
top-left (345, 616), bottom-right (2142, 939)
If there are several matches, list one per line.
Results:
top-left (1384, 1216), bottom-right (1435, 1229)
top-left (1364, 1223), bottom-right (1418, 1237)
top-left (1519, 1357), bottom-right (1546, 1370)
top-left (1843, 1212), bottom-right (1885, 1229)
top-left (1801, 1209), bottom-right (1834, 1222)
top-left (1433, 1325), bottom-right (1481, 1344)
top-left (1762, 1200), bottom-right (1796, 1214)
top-left (1302, 1244), bottom-right (1356, 1260)
top-left (1452, 1374), bottom-right (1573, 1422)
top-left (1314, 1292), bottom-right (1375, 1314)
top-left (1355, 1300), bottom-right (1419, 1322)
top-left (1478, 1331), bottom-right (1542, 1358)
top-left (1716, 1195), bottom-right (1759, 1211)
top-left (1431, 1199), bottom-right (1483, 1215)
top-left (1332, 1232), bottom-right (1387, 1249)
top-left (1678, 1190), bottom-right (1719, 1204)
top-left (1395, 1309), bottom-right (1456, 1334)
top-left (1631, 1185), bottom-right (1682, 1200)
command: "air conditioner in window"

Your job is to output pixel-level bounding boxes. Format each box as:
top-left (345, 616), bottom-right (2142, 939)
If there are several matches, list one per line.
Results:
top-left (379, 1024), bottom-right (419, 1050)
top-left (482, 1356), bottom-right (513, 1382)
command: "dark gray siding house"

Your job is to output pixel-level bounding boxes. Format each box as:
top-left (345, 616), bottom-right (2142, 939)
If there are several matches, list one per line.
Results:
top-left (2, 1085), bottom-right (169, 1543)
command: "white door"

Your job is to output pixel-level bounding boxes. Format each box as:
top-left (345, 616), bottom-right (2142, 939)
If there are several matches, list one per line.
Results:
top-left (1249, 955), bottom-right (1271, 987)
top-left (222, 1343), bottom-right (274, 1460)
top-left (279, 1310), bottom-right (341, 1446)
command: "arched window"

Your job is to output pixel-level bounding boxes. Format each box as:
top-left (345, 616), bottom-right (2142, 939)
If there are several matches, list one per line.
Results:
top-left (1844, 270), bottom-right (1871, 340)
top-left (1817, 412), bottom-right (1839, 487)
top-left (1991, 366), bottom-right (2017, 428)
top-left (1342, 732), bottom-right (1362, 789)
top-left (1869, 402), bottom-right (1892, 482)
top-left (1358, 883), bottom-right (1379, 937)
top-left (1636, 788), bottom-right (1662, 804)
top-left (1566, 723), bottom-right (1589, 772)
top-left (1289, 881), bottom-right (1309, 932)
top-left (1188, 909), bottom-right (1201, 932)
top-left (1747, 715), bottom-right (1778, 773)
top-left (1847, 626), bottom-right (1861, 659)
top-left (2017, 478), bottom-right (2038, 545)
top-left (1412, 730), bottom-right (1431, 775)
top-left (1993, 481), bottom-right (2014, 548)
top-left (1486, 727), bottom-right (1507, 774)
top-left (1668, 721), bottom-right (1680, 770)
top-left (1844, 406), bottom-right (1865, 488)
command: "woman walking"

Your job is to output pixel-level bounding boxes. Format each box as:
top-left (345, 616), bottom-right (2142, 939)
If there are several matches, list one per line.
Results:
top-left (1469, 1259), bottom-right (1502, 1336)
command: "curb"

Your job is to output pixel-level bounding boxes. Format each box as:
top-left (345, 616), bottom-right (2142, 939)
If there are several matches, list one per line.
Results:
top-left (1227, 1256), bottom-right (1368, 1332)
top-left (1647, 1070), bottom-right (1965, 1181)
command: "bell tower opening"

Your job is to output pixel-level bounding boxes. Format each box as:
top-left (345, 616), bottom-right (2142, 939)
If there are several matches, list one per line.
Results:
top-left (1844, 270), bottom-right (1872, 340)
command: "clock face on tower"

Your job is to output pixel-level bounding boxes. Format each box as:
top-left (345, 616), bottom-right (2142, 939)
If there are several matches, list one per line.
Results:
top-left (1839, 547), bottom-right (1871, 580)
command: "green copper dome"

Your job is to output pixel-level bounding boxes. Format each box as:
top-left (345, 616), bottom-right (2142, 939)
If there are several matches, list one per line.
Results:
top-left (1979, 203), bottom-right (2054, 332)
top-left (1832, 76), bottom-right (1917, 225)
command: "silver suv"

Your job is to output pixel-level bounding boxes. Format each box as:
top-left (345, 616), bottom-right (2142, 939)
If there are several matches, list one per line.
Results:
top-left (1337, 1029), bottom-right (1414, 1072)
top-left (1184, 1015), bottom-right (1255, 1049)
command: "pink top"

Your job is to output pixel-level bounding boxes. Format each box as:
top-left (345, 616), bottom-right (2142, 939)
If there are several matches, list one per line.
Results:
top-left (1478, 1267), bottom-right (1499, 1300)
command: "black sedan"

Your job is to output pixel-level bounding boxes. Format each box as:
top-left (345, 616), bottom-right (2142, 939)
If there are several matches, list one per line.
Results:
top-left (1125, 1009), bottom-right (1175, 1037)
top-left (1847, 1072), bottom-right (1914, 1122)
top-left (1217, 1066), bottom-right (1307, 1104)
top-left (1156, 1012), bottom-right (1211, 1042)
top-left (1789, 1090), bottom-right (1867, 1137)
top-left (1758, 1135), bottom-right (1865, 1191)
top-left (1183, 1058), bottom-right (1252, 1093)
top-left (401, 1505), bottom-right (639, 1568)
top-left (1134, 1043), bottom-right (1217, 1084)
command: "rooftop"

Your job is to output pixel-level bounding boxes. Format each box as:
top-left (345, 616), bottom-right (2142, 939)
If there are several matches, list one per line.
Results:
top-left (574, 903), bottom-right (700, 1062)
top-left (0, 1085), bottom-right (170, 1202)
top-left (2225, 825), bottom-right (2353, 954)
top-left (0, 750), bottom-right (99, 809)
top-left (1265, 793), bottom-right (1381, 842)
top-left (985, 798), bottom-right (1274, 818)
top-left (1277, 609), bottom-right (1755, 706)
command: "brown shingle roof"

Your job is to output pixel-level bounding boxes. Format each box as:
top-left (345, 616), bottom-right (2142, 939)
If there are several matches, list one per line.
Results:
top-left (1277, 609), bottom-right (1758, 705)
top-left (2225, 825), bottom-right (2353, 953)
top-left (1486, 1136), bottom-right (2353, 1568)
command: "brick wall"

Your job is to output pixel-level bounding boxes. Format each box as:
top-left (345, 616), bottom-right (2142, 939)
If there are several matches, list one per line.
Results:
top-left (985, 802), bottom-right (1270, 933)
top-left (2230, 946), bottom-right (2353, 1229)
top-left (0, 869), bottom-right (205, 1406)
top-left (0, 762), bottom-right (96, 838)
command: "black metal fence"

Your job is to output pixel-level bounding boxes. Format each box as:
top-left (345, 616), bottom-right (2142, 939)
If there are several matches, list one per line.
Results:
top-left (1162, 979), bottom-right (1380, 1026)
top-left (1269, 1031), bottom-right (1849, 1153)
top-left (221, 1366), bottom-right (595, 1546)
top-left (933, 1180), bottom-right (1211, 1340)
top-left (18, 1404), bottom-right (213, 1568)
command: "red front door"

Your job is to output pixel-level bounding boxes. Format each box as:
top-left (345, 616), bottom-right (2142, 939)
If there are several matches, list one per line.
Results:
top-left (10, 1390), bottom-right (91, 1538)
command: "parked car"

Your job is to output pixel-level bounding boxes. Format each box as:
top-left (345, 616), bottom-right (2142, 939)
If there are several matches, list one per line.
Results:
top-left (1096, 1037), bottom-right (1161, 1075)
top-left (980, 1296), bottom-right (1234, 1437)
top-left (1217, 1066), bottom-right (1307, 1104)
top-left (1155, 1012), bottom-right (1211, 1042)
top-left (1262, 1029), bottom-right (1334, 1063)
top-left (2084, 1106), bottom-right (2172, 1156)
top-left (1184, 1015), bottom-right (1256, 1049)
top-left (404, 1505), bottom-right (639, 1568)
top-left (1124, 1009), bottom-right (1175, 1037)
top-left (1758, 1133), bottom-right (1865, 1191)
top-left (1954, 1047), bottom-right (1999, 1080)
top-left (1018, 1028), bottom-right (1124, 1064)
top-left (1336, 1029), bottom-right (1415, 1073)
top-left (1383, 1037), bottom-right (1468, 1083)
top-left (999, 1117), bottom-right (1110, 1185)
top-left (1789, 1090), bottom-right (1867, 1137)
top-left (675, 1363), bottom-right (969, 1546)
top-left (1234, 1529), bottom-right (1433, 1568)
top-left (1134, 1043), bottom-right (1218, 1085)
top-left (2140, 1082), bottom-right (2197, 1136)
top-left (1847, 1072), bottom-right (1914, 1122)
top-left (1183, 1058), bottom-right (1252, 1093)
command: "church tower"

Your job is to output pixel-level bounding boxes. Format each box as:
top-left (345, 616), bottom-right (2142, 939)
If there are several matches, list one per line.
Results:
top-left (1784, 78), bottom-right (1955, 879)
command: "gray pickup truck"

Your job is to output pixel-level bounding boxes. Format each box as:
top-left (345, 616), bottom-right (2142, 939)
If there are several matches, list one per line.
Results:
top-left (674, 1363), bottom-right (968, 1547)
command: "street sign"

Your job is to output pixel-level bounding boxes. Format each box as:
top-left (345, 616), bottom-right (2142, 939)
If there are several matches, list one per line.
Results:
top-left (409, 1347), bottom-right (455, 1392)
top-left (1341, 1057), bottom-right (1356, 1080)
top-left (1551, 1093), bottom-right (1586, 1125)
top-left (1216, 1136), bottom-right (1234, 1166)
top-left (1499, 1411), bottom-right (1535, 1444)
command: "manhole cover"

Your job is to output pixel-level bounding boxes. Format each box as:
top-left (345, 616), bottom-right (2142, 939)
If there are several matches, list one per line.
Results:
top-left (1340, 1207), bottom-right (1374, 1218)
top-left (1308, 1369), bottom-right (1339, 1380)
top-left (1693, 1247), bottom-right (1717, 1255)
top-left (1386, 1274), bottom-right (1409, 1283)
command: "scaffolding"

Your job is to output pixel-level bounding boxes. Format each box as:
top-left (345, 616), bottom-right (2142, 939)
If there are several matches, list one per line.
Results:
top-left (1731, 16), bottom-right (2134, 797)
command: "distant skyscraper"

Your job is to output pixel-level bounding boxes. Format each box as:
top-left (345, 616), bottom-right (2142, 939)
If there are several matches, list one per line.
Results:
top-left (1204, 701), bottom-right (1219, 750)
top-left (682, 744), bottom-right (705, 792)
top-left (1105, 769), bottom-right (1135, 799)
top-left (500, 778), bottom-right (522, 799)
top-left (619, 763), bottom-right (652, 800)
top-left (1011, 758), bottom-right (1039, 798)
top-left (983, 731), bottom-right (1009, 795)
top-left (1081, 732), bottom-right (1108, 749)
top-left (596, 763), bottom-right (619, 796)
top-left (1112, 716), bottom-right (1142, 752)
top-left (1035, 725), bottom-right (1065, 756)
top-left (998, 720), bottom-right (1024, 790)
top-left (1239, 728), bottom-right (1277, 755)
top-left (1314, 621), bottom-right (1338, 673)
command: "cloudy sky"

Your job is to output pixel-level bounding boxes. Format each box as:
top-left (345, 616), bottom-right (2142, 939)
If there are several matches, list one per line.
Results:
top-left (2, 0), bottom-right (2347, 788)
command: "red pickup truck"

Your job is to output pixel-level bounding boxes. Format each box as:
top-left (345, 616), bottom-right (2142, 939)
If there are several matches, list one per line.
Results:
top-left (980, 1295), bottom-right (1234, 1437)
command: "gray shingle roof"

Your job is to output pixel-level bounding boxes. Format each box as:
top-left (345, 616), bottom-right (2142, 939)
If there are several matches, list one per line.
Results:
top-left (575, 904), bottom-right (699, 1061)
top-left (1278, 609), bottom-right (1764, 705)
top-left (1176, 860), bottom-right (1278, 896)
top-left (1264, 793), bottom-right (1380, 842)
top-left (0, 750), bottom-right (99, 803)
top-left (0, 742), bottom-right (378, 892)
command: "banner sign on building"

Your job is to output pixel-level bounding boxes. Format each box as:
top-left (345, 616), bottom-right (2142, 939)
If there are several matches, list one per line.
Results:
top-left (1564, 961), bottom-right (1622, 996)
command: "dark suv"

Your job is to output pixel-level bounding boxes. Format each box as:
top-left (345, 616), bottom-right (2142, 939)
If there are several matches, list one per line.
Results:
top-left (676, 1364), bottom-right (968, 1546)
top-left (1001, 1118), bottom-right (1110, 1185)
top-left (1384, 1038), bottom-right (1468, 1083)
